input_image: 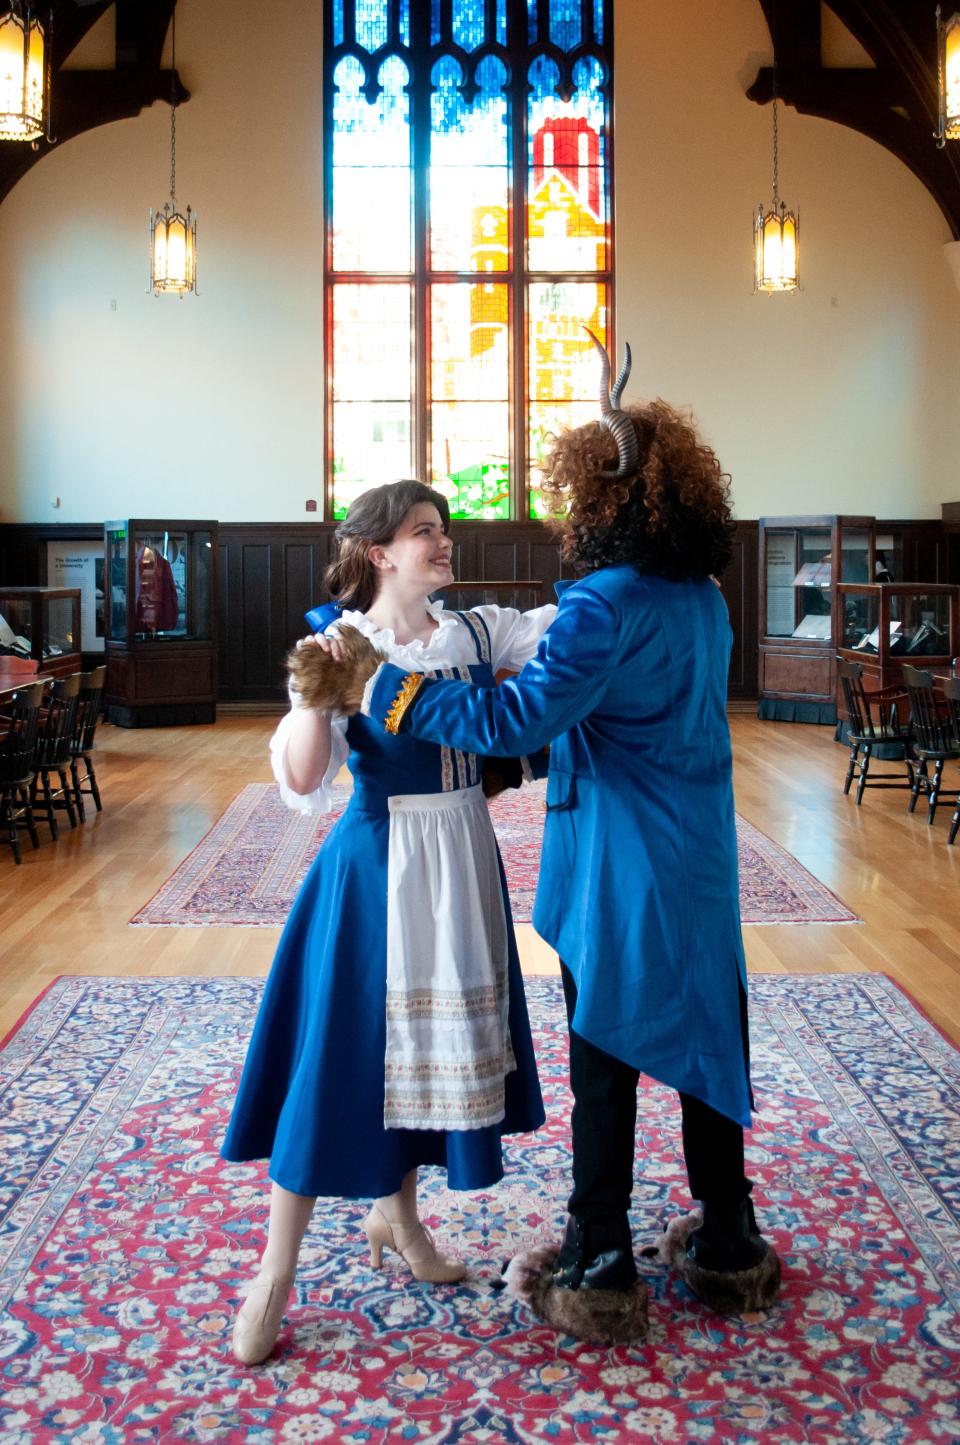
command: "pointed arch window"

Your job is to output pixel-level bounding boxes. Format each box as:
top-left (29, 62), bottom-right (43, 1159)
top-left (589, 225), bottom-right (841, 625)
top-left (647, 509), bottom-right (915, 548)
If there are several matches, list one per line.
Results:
top-left (325, 0), bottom-right (613, 520)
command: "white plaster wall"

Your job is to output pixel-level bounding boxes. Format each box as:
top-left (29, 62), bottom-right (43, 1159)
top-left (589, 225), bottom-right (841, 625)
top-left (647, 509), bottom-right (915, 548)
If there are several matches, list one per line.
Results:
top-left (614, 0), bottom-right (960, 521)
top-left (0, 0), bottom-right (957, 524)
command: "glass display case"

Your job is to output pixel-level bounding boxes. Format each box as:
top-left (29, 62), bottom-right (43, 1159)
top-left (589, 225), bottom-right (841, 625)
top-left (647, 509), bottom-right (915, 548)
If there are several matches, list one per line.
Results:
top-left (103, 520), bottom-right (219, 726)
top-left (105, 522), bottom-right (214, 643)
top-left (838, 583), bottom-right (959, 695)
top-left (759, 515), bottom-right (875, 722)
top-left (0, 587), bottom-right (81, 678)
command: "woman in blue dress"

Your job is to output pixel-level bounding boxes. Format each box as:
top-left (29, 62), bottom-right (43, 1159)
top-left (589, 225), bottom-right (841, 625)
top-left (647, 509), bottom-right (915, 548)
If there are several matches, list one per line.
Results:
top-left (221, 480), bottom-right (551, 1364)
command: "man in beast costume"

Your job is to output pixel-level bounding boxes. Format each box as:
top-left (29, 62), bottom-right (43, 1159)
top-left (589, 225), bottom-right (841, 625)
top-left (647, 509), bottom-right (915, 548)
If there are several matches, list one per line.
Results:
top-left (290, 334), bottom-right (782, 1343)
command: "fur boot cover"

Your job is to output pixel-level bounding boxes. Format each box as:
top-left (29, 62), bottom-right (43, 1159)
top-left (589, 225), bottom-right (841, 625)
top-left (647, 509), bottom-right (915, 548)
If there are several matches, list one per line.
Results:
top-left (657, 1211), bottom-right (782, 1315)
top-left (504, 1245), bottom-right (649, 1345)
top-left (286, 625), bottom-right (385, 715)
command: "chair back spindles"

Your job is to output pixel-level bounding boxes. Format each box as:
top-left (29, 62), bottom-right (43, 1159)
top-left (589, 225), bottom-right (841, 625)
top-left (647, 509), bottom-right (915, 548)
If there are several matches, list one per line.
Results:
top-left (0, 683), bottom-right (45, 784)
top-left (835, 656), bottom-right (912, 804)
top-left (941, 676), bottom-right (960, 743)
top-left (36, 673), bottom-right (81, 769)
top-left (0, 682), bottom-right (45, 863)
top-left (902, 665), bottom-right (953, 753)
top-left (837, 658), bottom-right (876, 739)
top-left (69, 665), bottom-right (107, 820)
top-left (72, 665), bottom-right (106, 755)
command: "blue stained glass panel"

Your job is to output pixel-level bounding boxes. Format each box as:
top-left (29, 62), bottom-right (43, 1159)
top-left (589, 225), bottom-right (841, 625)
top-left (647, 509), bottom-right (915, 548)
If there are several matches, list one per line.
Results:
top-left (453, 0), bottom-right (486, 51)
top-left (433, 0), bottom-right (506, 48)
top-left (549, 0), bottom-right (581, 49)
top-left (333, 0), bottom-right (343, 45)
top-left (430, 54), bottom-right (509, 271)
top-left (332, 55), bottom-right (412, 271)
top-left (355, 0), bottom-right (388, 50)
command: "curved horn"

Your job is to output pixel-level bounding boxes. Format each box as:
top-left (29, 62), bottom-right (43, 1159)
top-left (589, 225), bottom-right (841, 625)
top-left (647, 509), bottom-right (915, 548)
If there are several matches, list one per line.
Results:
top-left (610, 343), bottom-right (632, 408)
top-left (583, 327), bottom-right (612, 413)
top-left (582, 326), bottom-right (639, 478)
top-left (604, 412), bottom-right (639, 478)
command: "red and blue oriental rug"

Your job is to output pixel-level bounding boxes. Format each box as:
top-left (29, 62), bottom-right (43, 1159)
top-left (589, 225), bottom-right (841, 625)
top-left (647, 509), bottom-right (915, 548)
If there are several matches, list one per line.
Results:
top-left (0, 972), bottom-right (956, 1443)
top-left (131, 782), bottom-right (859, 928)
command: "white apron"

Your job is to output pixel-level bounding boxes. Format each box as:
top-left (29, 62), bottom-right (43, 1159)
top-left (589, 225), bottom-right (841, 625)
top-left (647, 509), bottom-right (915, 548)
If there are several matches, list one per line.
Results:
top-left (384, 783), bottom-right (515, 1131)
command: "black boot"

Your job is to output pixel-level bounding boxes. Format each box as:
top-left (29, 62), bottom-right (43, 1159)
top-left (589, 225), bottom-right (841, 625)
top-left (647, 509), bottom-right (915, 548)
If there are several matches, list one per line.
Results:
top-left (504, 1215), bottom-right (648, 1345)
top-left (658, 1197), bottom-right (781, 1315)
top-left (552, 1214), bottom-right (638, 1292)
top-left (687, 1197), bottom-right (769, 1274)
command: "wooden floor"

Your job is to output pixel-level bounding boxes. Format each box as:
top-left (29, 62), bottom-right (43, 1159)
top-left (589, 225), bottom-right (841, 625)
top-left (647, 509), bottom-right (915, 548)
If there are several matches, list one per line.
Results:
top-left (2, 714), bottom-right (959, 1045)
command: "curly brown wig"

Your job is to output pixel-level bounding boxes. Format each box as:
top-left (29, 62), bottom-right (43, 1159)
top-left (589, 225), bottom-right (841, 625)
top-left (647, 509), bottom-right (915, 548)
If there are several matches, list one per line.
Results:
top-left (539, 400), bottom-right (735, 579)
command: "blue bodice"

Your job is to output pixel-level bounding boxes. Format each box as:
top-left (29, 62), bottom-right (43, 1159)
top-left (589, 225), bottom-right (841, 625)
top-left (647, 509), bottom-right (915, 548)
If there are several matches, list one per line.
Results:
top-left (344, 658), bottom-right (495, 812)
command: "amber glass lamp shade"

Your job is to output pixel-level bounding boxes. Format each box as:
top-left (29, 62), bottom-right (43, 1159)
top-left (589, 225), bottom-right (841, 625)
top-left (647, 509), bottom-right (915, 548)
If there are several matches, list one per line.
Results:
top-left (937, 8), bottom-right (960, 143)
top-left (0, 8), bottom-right (45, 142)
top-left (149, 202), bottom-right (198, 296)
top-left (754, 201), bottom-right (799, 293)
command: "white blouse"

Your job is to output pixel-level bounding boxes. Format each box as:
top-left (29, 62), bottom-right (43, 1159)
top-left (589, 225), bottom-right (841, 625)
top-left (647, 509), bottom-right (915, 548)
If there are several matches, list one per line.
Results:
top-left (270, 598), bottom-right (557, 815)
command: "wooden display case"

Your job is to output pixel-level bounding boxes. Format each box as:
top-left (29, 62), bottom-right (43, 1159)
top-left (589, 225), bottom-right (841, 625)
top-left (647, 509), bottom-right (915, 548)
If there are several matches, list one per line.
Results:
top-left (0, 586), bottom-right (82, 679)
top-left (758, 515), bottom-right (874, 723)
top-left (837, 582), bottom-right (960, 702)
top-left (104, 519), bottom-right (219, 727)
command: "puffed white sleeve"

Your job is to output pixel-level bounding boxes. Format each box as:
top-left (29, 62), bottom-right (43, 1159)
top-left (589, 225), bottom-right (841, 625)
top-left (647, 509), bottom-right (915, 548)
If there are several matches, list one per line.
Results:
top-left (269, 686), bottom-right (349, 815)
top-left (471, 602), bottom-right (558, 674)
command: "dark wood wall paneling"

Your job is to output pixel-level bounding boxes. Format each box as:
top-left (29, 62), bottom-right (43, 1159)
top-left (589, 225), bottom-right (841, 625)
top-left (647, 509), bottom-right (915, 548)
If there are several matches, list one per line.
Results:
top-left (0, 516), bottom-right (861, 708)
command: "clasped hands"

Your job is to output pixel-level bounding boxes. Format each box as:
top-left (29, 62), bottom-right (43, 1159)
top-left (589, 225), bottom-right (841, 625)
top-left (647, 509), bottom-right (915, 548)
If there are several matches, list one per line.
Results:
top-left (287, 626), bottom-right (386, 714)
top-left (287, 627), bottom-right (518, 799)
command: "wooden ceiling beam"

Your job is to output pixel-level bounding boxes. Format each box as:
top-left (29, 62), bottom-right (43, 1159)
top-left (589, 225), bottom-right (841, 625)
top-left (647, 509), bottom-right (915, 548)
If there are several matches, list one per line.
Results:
top-left (0, 0), bottom-right (185, 205)
top-left (748, 0), bottom-right (960, 239)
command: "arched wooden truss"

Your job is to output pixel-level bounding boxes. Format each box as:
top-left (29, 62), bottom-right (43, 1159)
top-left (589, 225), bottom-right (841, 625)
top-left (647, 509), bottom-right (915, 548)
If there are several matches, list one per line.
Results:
top-left (0, 0), bottom-right (188, 205)
top-left (748, 0), bottom-right (960, 238)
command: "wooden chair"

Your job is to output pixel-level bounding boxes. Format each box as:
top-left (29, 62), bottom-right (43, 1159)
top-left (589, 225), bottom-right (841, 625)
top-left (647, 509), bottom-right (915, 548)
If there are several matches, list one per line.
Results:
top-left (0, 682), bottom-right (45, 864)
top-left (901, 664), bottom-right (960, 826)
top-left (944, 678), bottom-right (960, 845)
top-left (70, 665), bottom-right (106, 821)
top-left (31, 672), bottom-right (81, 839)
top-left (836, 658), bottom-right (912, 805)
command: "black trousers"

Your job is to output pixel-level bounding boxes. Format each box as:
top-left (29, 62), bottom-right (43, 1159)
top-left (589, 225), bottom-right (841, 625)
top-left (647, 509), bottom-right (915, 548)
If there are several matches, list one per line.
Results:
top-left (560, 963), bottom-right (750, 1221)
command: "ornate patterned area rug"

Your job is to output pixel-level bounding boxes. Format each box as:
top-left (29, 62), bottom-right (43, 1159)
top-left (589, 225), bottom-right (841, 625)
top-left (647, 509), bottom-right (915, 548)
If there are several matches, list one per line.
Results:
top-left (131, 783), bottom-right (859, 927)
top-left (1, 973), bottom-right (956, 1443)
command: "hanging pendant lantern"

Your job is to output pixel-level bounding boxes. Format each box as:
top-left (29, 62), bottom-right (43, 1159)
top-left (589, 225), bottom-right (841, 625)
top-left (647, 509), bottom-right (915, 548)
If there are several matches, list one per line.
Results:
top-left (754, 94), bottom-right (799, 293)
top-left (0, 4), bottom-right (50, 144)
top-left (935, 5), bottom-right (960, 146)
top-left (148, 3), bottom-right (197, 297)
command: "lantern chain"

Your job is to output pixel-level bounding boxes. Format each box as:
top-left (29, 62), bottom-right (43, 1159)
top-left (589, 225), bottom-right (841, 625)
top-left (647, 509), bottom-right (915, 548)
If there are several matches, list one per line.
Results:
top-left (169, 3), bottom-right (177, 207)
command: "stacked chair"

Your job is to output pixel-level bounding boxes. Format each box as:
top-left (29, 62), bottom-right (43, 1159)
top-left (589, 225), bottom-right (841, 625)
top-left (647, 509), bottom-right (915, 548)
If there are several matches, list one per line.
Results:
top-left (836, 658), bottom-right (912, 805)
top-left (0, 682), bottom-right (45, 864)
top-left (0, 666), bottom-right (107, 863)
top-left (900, 665), bottom-right (960, 838)
top-left (70, 665), bottom-right (106, 821)
top-left (839, 657), bottom-right (960, 846)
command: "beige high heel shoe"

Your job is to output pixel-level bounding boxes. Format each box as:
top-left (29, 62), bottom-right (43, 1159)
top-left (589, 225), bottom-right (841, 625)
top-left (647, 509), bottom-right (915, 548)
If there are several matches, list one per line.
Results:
top-left (364, 1204), bottom-right (466, 1283)
top-left (231, 1272), bottom-right (295, 1366)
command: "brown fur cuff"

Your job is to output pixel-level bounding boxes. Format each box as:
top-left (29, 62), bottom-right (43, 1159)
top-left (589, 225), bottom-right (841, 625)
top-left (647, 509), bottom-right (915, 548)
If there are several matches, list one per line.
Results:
top-left (286, 625), bottom-right (385, 715)
top-left (657, 1211), bottom-right (782, 1315)
top-left (504, 1245), bottom-right (649, 1345)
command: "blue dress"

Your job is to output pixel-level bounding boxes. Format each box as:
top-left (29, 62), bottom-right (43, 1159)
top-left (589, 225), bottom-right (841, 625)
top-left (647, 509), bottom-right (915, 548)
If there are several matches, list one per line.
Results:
top-left (367, 569), bottom-right (754, 1128)
top-left (221, 619), bottom-right (545, 1199)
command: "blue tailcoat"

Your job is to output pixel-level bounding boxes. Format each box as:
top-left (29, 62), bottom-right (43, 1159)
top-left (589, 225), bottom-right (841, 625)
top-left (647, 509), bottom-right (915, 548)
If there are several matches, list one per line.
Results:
top-left (368, 564), bottom-right (752, 1126)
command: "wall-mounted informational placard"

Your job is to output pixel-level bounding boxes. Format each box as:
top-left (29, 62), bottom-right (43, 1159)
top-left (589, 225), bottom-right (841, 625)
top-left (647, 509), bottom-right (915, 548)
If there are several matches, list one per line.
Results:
top-left (46, 539), bottom-right (105, 652)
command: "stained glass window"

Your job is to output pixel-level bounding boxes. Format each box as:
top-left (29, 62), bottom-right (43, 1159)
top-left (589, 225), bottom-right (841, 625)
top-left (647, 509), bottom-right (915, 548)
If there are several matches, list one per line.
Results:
top-left (325, 0), bottom-right (612, 520)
